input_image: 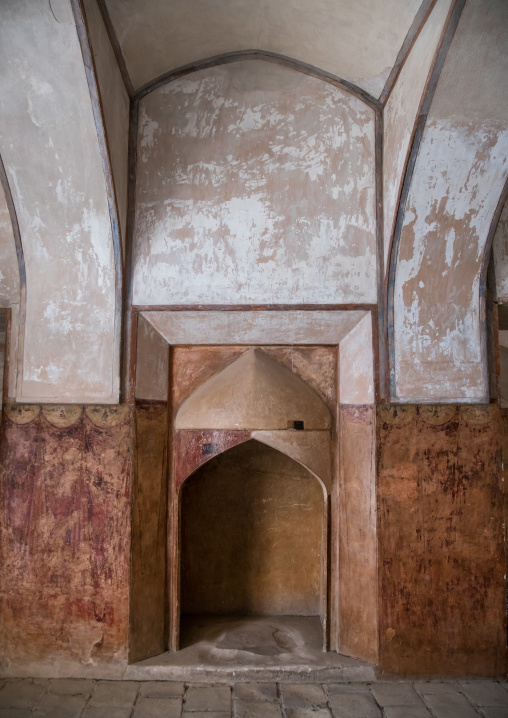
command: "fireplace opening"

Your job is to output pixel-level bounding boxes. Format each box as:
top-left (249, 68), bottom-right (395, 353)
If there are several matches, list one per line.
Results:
top-left (179, 439), bottom-right (327, 653)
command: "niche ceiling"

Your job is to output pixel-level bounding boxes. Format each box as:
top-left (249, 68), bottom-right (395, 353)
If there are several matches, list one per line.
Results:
top-left (103, 0), bottom-right (422, 96)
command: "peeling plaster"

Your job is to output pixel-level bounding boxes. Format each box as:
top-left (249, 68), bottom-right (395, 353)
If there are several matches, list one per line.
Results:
top-left (394, 118), bottom-right (508, 401)
top-left (383, 0), bottom-right (452, 272)
top-left (0, 0), bottom-right (117, 402)
top-left (133, 60), bottom-right (376, 305)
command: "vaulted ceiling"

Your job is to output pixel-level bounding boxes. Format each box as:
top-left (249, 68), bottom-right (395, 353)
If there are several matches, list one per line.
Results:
top-left (102, 0), bottom-right (422, 96)
top-left (0, 0), bottom-right (507, 406)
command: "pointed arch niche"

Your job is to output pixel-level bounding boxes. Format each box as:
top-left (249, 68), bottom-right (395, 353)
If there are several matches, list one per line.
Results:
top-left (130, 309), bottom-right (378, 666)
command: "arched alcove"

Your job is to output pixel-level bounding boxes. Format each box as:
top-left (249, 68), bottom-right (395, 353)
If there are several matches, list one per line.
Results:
top-left (179, 439), bottom-right (327, 652)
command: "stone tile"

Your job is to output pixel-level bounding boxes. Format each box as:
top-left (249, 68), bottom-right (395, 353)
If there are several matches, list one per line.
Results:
top-left (182, 713), bottom-right (230, 718)
top-left (83, 709), bottom-right (132, 718)
top-left (33, 693), bottom-right (87, 718)
top-left (0, 711), bottom-right (33, 718)
top-left (0, 681), bottom-right (46, 709)
top-left (89, 681), bottom-right (139, 707)
top-left (132, 696), bottom-right (182, 718)
top-left (327, 691), bottom-right (381, 717)
top-left (47, 678), bottom-right (95, 697)
top-left (414, 681), bottom-right (461, 694)
top-left (285, 709), bottom-right (332, 718)
top-left (184, 685), bottom-right (231, 712)
top-left (459, 682), bottom-right (508, 706)
top-left (234, 698), bottom-right (282, 717)
top-left (481, 708), bottom-right (508, 718)
top-left (280, 683), bottom-right (327, 708)
top-left (234, 682), bottom-right (278, 702)
top-left (423, 693), bottom-right (481, 717)
top-left (384, 707), bottom-right (432, 718)
top-left (326, 683), bottom-right (371, 694)
top-left (139, 681), bottom-right (185, 698)
top-left (369, 682), bottom-right (423, 706)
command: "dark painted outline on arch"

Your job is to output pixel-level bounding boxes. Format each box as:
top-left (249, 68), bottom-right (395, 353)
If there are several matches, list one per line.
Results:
top-left (71, 0), bottom-right (124, 402)
top-left (0, 152), bottom-right (26, 401)
top-left (480, 176), bottom-right (508, 402)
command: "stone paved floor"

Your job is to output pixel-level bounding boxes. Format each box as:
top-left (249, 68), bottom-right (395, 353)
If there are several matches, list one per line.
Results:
top-left (0, 678), bottom-right (507, 717)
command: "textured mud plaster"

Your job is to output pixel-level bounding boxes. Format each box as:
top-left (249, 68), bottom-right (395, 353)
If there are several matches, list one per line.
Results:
top-left (393, 118), bottom-right (508, 402)
top-left (0, 405), bottom-right (133, 678)
top-left (133, 60), bottom-right (376, 305)
top-left (339, 313), bottom-right (374, 404)
top-left (0, 1), bottom-right (117, 402)
top-left (493, 196), bottom-right (508, 302)
top-left (383, 0), bottom-right (452, 271)
top-left (0, 181), bottom-right (21, 398)
top-left (83, 0), bottom-right (130, 257)
top-left (105, 0), bottom-right (421, 96)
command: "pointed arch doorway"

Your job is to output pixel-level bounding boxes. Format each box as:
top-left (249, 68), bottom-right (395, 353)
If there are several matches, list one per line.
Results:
top-left (169, 348), bottom-right (333, 652)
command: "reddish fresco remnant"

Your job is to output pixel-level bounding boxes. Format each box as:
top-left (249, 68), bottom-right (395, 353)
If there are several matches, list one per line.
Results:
top-left (0, 406), bottom-right (133, 671)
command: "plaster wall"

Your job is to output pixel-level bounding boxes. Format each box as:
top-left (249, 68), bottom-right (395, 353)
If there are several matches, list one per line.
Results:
top-left (339, 313), bottom-right (374, 404)
top-left (132, 60), bottom-right (376, 306)
top-left (83, 0), bottom-right (130, 256)
top-left (172, 345), bottom-right (336, 418)
top-left (175, 348), bottom-right (331, 431)
top-left (383, 0), bottom-right (452, 271)
top-left (104, 0), bottom-right (421, 96)
top-left (0, 0), bottom-right (118, 403)
top-left (393, 118), bottom-right (508, 401)
top-left (143, 310), bottom-right (369, 346)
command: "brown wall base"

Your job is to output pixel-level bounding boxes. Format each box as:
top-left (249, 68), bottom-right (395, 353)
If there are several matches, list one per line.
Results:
top-left (377, 404), bottom-right (507, 678)
top-left (0, 402), bottom-right (506, 678)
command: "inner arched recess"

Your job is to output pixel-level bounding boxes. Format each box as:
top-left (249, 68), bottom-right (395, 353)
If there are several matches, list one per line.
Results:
top-left (179, 439), bottom-right (326, 654)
